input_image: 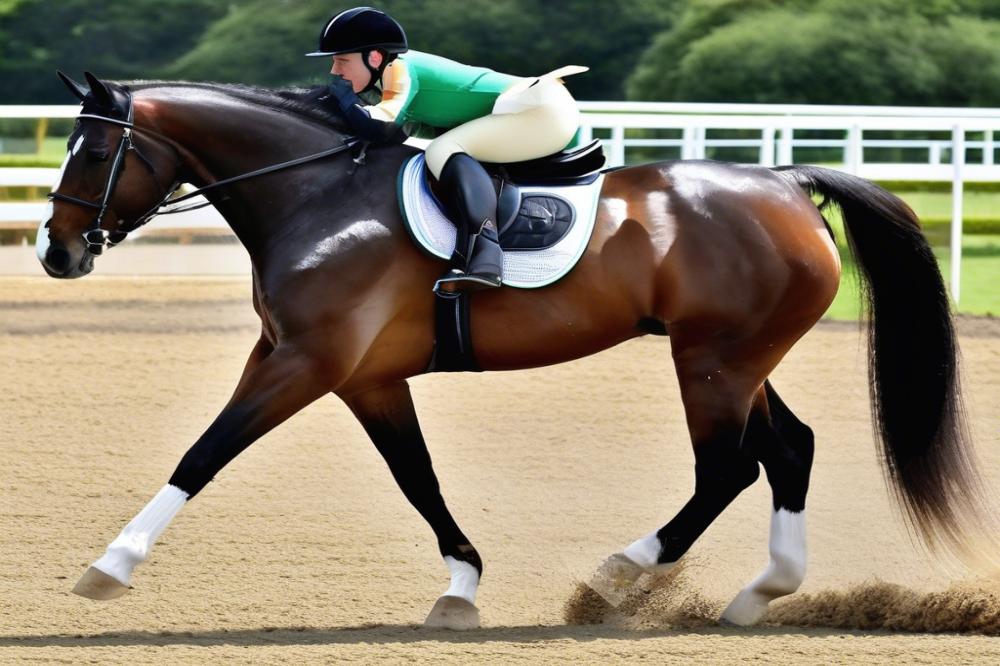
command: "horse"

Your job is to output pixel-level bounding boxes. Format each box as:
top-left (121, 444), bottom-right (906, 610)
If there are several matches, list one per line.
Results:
top-left (38, 71), bottom-right (989, 629)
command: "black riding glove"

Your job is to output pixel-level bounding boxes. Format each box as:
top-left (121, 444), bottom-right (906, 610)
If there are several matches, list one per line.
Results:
top-left (322, 75), bottom-right (400, 143)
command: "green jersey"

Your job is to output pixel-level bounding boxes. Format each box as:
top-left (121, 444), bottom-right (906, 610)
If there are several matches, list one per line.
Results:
top-left (364, 50), bottom-right (521, 135)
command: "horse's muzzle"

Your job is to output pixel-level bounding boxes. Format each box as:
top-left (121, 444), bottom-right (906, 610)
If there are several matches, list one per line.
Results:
top-left (40, 242), bottom-right (94, 279)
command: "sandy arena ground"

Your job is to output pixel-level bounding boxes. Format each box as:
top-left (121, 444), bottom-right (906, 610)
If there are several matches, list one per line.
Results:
top-left (2, 276), bottom-right (999, 664)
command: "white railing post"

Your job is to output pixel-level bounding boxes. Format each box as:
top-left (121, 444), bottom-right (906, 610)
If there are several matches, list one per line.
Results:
top-left (681, 126), bottom-right (695, 160)
top-left (985, 130), bottom-right (994, 166)
top-left (845, 125), bottom-right (862, 174)
top-left (694, 127), bottom-right (707, 159)
top-left (929, 143), bottom-right (942, 165)
top-left (950, 125), bottom-right (965, 304)
top-left (759, 126), bottom-right (776, 166)
top-left (610, 125), bottom-right (626, 167)
top-left (577, 124), bottom-right (593, 146)
top-left (778, 126), bottom-right (793, 165)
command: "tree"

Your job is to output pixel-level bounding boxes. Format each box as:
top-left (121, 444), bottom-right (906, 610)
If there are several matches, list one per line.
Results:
top-left (626, 0), bottom-right (1000, 106)
top-left (0, 0), bottom-right (236, 103)
top-left (163, 0), bottom-right (681, 100)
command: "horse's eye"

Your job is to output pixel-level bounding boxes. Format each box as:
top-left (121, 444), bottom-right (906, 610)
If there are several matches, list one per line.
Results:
top-left (87, 148), bottom-right (109, 162)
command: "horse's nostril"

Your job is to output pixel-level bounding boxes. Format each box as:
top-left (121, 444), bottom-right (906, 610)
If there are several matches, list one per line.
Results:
top-left (46, 246), bottom-right (71, 273)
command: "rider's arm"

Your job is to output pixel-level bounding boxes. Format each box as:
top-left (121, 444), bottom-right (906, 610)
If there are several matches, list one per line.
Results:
top-left (324, 60), bottom-right (412, 143)
top-left (324, 76), bottom-right (399, 142)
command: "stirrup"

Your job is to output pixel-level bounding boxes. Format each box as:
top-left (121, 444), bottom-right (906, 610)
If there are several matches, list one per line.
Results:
top-left (433, 272), bottom-right (502, 295)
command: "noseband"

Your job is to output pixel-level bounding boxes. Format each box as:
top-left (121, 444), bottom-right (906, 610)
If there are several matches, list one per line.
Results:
top-left (48, 87), bottom-right (361, 255)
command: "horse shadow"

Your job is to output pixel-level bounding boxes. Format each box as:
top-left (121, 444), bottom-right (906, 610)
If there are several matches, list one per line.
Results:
top-left (0, 623), bottom-right (850, 648)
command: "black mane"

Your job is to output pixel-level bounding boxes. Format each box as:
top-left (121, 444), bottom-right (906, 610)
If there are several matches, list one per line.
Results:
top-left (126, 80), bottom-right (351, 134)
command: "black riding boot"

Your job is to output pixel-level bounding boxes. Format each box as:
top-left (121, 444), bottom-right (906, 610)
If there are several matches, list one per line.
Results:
top-left (433, 153), bottom-right (504, 294)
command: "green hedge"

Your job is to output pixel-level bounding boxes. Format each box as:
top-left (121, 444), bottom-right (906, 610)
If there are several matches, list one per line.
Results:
top-left (874, 180), bottom-right (1000, 193)
top-left (0, 155), bottom-right (63, 168)
top-left (920, 217), bottom-right (1000, 234)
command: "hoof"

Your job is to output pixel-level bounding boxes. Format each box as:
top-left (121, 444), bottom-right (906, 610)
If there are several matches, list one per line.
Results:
top-left (424, 595), bottom-right (480, 630)
top-left (719, 589), bottom-right (768, 627)
top-left (585, 553), bottom-right (646, 607)
top-left (72, 566), bottom-right (130, 600)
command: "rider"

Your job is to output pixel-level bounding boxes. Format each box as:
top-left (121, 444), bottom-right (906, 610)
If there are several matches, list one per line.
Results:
top-left (306, 6), bottom-right (586, 294)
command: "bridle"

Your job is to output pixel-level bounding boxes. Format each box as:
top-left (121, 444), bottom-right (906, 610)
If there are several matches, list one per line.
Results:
top-left (48, 87), bottom-right (362, 255)
top-left (47, 90), bottom-right (149, 254)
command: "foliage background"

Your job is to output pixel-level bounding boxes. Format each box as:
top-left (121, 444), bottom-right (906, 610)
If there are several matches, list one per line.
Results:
top-left (3, 0), bottom-right (1000, 104)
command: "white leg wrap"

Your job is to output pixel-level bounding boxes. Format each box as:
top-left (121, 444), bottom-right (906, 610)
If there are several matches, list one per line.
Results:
top-left (91, 484), bottom-right (189, 587)
top-left (721, 509), bottom-right (807, 626)
top-left (623, 530), bottom-right (676, 573)
top-left (442, 556), bottom-right (479, 605)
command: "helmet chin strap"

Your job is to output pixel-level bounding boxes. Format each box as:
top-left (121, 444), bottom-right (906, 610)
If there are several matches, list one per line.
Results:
top-left (360, 49), bottom-right (393, 93)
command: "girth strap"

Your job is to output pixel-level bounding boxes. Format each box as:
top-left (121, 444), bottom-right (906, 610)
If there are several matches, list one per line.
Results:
top-left (426, 292), bottom-right (481, 373)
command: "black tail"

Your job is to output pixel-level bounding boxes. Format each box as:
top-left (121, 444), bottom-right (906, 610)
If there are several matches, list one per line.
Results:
top-left (774, 165), bottom-right (990, 561)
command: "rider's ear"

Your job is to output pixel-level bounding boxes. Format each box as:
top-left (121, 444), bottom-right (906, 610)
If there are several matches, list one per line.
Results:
top-left (367, 50), bottom-right (384, 69)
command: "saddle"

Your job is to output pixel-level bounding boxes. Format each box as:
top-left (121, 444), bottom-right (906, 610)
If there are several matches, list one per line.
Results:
top-left (421, 139), bottom-right (607, 256)
top-left (483, 138), bottom-right (606, 186)
top-left (397, 140), bottom-right (607, 374)
top-left (485, 139), bottom-right (605, 250)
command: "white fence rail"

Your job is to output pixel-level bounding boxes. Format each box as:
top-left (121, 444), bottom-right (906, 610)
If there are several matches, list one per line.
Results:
top-left (6, 102), bottom-right (1000, 300)
top-left (574, 102), bottom-right (1000, 303)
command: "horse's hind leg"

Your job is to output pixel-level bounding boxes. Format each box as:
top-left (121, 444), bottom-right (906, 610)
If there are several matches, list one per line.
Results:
top-left (344, 380), bottom-right (482, 630)
top-left (720, 380), bottom-right (813, 626)
top-left (630, 342), bottom-right (767, 557)
top-left (590, 339), bottom-right (769, 605)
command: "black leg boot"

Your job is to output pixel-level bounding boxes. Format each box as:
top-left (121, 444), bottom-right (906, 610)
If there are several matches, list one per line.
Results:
top-left (433, 153), bottom-right (504, 294)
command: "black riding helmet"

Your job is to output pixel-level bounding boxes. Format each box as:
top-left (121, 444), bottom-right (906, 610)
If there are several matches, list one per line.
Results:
top-left (306, 7), bottom-right (408, 92)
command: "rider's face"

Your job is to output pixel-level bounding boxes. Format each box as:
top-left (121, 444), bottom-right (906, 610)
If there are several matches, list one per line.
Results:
top-left (330, 53), bottom-right (371, 93)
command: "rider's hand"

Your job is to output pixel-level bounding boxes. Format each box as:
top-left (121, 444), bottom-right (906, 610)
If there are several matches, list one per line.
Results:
top-left (327, 75), bottom-right (359, 107)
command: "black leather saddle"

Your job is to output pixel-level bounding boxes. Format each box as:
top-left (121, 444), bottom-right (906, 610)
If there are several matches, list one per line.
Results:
top-left (429, 139), bottom-right (605, 251)
top-left (483, 139), bottom-right (606, 186)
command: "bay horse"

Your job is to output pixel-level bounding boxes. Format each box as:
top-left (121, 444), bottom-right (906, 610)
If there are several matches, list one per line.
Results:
top-left (39, 72), bottom-right (989, 629)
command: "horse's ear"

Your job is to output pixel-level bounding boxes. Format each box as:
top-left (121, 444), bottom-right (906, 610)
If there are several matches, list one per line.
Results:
top-left (57, 70), bottom-right (88, 101)
top-left (83, 71), bottom-right (113, 107)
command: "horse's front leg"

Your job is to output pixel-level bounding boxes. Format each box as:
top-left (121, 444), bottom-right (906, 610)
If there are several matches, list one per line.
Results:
top-left (72, 340), bottom-right (333, 600)
top-left (343, 380), bottom-right (482, 630)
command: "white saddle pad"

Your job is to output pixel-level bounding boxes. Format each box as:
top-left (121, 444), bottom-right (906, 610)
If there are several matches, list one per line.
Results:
top-left (398, 154), bottom-right (604, 289)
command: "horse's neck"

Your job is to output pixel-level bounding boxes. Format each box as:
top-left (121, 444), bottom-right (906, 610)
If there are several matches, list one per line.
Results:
top-left (135, 88), bottom-right (354, 255)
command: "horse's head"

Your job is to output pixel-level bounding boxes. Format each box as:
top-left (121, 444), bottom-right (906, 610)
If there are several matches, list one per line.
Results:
top-left (38, 72), bottom-right (179, 278)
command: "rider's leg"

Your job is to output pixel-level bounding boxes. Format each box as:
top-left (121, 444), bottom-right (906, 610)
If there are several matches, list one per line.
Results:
top-left (426, 80), bottom-right (579, 294)
top-left (433, 152), bottom-right (503, 292)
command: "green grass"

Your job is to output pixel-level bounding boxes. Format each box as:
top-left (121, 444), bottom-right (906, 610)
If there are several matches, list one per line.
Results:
top-left (825, 240), bottom-right (1000, 319)
top-left (894, 191), bottom-right (999, 219)
top-left (0, 138), bottom-right (70, 167)
top-left (823, 193), bottom-right (1000, 319)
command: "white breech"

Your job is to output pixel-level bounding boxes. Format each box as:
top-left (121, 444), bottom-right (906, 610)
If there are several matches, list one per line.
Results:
top-left (424, 78), bottom-right (580, 179)
top-left (91, 484), bottom-right (189, 586)
top-left (720, 508), bottom-right (807, 625)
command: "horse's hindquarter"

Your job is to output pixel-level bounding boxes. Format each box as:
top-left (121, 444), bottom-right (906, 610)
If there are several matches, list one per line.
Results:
top-left (471, 161), bottom-right (841, 371)
top-left (644, 161), bottom-right (840, 333)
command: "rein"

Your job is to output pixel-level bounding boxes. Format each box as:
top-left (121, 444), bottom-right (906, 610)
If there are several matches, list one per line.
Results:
top-left (48, 89), bottom-right (361, 254)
